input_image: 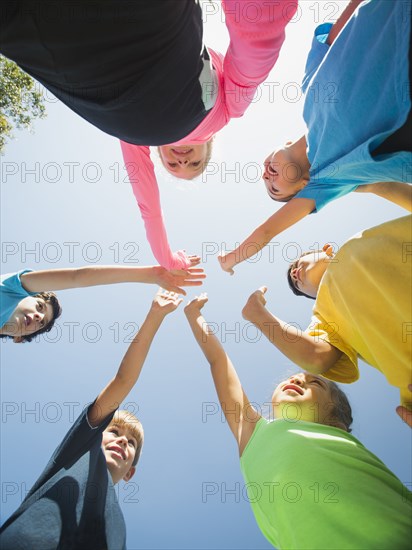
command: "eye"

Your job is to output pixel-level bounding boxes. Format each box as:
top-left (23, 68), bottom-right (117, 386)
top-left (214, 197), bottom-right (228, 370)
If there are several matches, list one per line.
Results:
top-left (311, 379), bottom-right (323, 387)
top-left (268, 165), bottom-right (278, 175)
top-left (110, 428), bottom-right (119, 435)
top-left (128, 439), bottom-right (136, 448)
top-left (168, 162), bottom-right (178, 168)
top-left (37, 301), bottom-right (44, 311)
top-left (191, 161), bottom-right (201, 168)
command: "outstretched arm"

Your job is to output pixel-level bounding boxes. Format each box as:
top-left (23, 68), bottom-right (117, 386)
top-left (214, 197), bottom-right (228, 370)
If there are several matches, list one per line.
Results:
top-left (185, 294), bottom-right (261, 455)
top-left (222, 0), bottom-right (298, 118)
top-left (218, 198), bottom-right (314, 274)
top-left (326, 0), bottom-right (364, 45)
top-left (88, 290), bottom-right (182, 427)
top-left (20, 265), bottom-right (206, 296)
top-left (242, 287), bottom-right (341, 373)
top-left (120, 141), bottom-right (199, 270)
top-left (355, 182), bottom-right (412, 212)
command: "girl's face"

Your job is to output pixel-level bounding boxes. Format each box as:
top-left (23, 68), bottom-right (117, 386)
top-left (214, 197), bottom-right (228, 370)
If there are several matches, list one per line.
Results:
top-left (289, 250), bottom-right (330, 298)
top-left (159, 144), bottom-right (208, 179)
top-left (272, 373), bottom-right (335, 425)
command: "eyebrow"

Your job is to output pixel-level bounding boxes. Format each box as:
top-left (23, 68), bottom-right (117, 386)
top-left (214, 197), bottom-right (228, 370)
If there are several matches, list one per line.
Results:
top-left (309, 375), bottom-right (327, 387)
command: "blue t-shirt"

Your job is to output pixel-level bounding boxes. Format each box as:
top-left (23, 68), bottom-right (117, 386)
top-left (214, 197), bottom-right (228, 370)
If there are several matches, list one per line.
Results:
top-left (296, 0), bottom-right (412, 212)
top-left (0, 270), bottom-right (36, 328)
top-left (0, 404), bottom-right (127, 550)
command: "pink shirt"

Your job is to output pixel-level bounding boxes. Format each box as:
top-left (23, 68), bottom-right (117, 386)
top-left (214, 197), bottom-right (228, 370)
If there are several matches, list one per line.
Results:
top-left (121, 0), bottom-right (298, 269)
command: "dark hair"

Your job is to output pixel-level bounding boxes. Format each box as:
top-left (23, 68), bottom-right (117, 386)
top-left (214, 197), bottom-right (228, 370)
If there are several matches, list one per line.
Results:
top-left (286, 250), bottom-right (324, 300)
top-left (326, 379), bottom-right (353, 433)
top-left (0, 291), bottom-right (62, 343)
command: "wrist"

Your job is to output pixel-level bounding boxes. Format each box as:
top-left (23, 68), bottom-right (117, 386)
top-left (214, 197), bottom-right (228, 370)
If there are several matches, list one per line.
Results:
top-left (147, 306), bottom-right (167, 322)
top-left (243, 302), bottom-right (265, 323)
top-left (184, 307), bottom-right (202, 319)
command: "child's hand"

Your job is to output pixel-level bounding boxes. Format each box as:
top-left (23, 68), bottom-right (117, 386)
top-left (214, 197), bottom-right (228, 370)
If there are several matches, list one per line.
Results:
top-left (242, 286), bottom-right (268, 321)
top-left (155, 266), bottom-right (206, 295)
top-left (151, 289), bottom-right (183, 316)
top-left (184, 293), bottom-right (208, 316)
top-left (396, 385), bottom-right (412, 428)
top-left (218, 254), bottom-right (235, 275)
top-left (186, 254), bottom-right (201, 267)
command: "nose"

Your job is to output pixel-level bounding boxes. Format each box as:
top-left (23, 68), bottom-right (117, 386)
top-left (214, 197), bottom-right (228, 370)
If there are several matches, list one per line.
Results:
top-left (116, 434), bottom-right (128, 447)
top-left (178, 159), bottom-right (189, 165)
top-left (291, 267), bottom-right (298, 281)
top-left (289, 375), bottom-right (303, 386)
top-left (33, 311), bottom-right (45, 325)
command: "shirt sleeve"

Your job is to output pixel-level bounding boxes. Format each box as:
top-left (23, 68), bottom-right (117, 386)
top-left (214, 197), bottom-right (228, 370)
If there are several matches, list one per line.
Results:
top-left (301, 23), bottom-right (332, 94)
top-left (306, 314), bottom-right (360, 384)
top-left (295, 178), bottom-right (359, 212)
top-left (120, 141), bottom-right (192, 270)
top-left (26, 403), bottom-right (116, 499)
top-left (0, 270), bottom-right (35, 297)
top-left (221, 0), bottom-right (298, 118)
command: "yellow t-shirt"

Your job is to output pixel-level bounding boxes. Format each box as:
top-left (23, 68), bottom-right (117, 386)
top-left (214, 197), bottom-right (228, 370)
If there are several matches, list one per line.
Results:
top-left (307, 215), bottom-right (412, 407)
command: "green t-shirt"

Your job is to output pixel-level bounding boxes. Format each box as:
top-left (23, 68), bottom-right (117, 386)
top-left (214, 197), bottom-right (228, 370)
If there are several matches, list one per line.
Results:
top-left (240, 418), bottom-right (411, 549)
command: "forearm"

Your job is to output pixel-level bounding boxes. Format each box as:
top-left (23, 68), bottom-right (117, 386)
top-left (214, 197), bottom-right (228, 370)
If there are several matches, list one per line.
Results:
top-left (186, 308), bottom-right (258, 443)
top-left (367, 182), bottom-right (412, 212)
top-left (221, 199), bottom-right (314, 271)
top-left (89, 309), bottom-right (165, 426)
top-left (20, 265), bottom-right (163, 292)
top-left (327, 0), bottom-right (364, 45)
top-left (186, 310), bottom-right (228, 367)
top-left (244, 306), bottom-right (337, 373)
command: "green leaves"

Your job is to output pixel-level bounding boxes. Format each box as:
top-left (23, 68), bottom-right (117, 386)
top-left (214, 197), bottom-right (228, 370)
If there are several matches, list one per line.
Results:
top-left (0, 55), bottom-right (46, 153)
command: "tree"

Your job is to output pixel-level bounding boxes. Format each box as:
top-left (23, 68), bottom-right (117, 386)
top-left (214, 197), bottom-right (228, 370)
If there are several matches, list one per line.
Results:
top-left (0, 55), bottom-right (46, 153)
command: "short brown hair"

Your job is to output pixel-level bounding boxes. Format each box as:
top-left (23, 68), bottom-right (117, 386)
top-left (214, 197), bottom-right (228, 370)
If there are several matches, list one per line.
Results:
top-left (108, 410), bottom-right (144, 466)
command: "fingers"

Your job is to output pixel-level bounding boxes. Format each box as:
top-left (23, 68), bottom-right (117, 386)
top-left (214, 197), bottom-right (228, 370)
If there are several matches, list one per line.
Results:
top-left (258, 285), bottom-right (267, 294)
top-left (156, 288), bottom-right (183, 301)
top-left (172, 286), bottom-right (186, 296)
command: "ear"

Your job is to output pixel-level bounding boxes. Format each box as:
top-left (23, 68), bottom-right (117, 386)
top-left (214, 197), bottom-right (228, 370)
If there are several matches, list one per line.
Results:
top-left (123, 466), bottom-right (136, 483)
top-left (13, 336), bottom-right (24, 344)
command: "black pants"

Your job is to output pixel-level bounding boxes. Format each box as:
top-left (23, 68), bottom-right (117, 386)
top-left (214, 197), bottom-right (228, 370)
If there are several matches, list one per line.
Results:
top-left (0, 1), bottom-right (208, 145)
top-left (372, 24), bottom-right (412, 156)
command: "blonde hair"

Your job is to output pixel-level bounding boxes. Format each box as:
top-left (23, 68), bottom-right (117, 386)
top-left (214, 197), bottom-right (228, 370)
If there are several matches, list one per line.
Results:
top-left (108, 409), bottom-right (144, 466)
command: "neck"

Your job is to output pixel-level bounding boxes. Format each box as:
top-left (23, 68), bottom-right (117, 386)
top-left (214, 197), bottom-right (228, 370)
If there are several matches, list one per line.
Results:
top-left (287, 136), bottom-right (311, 180)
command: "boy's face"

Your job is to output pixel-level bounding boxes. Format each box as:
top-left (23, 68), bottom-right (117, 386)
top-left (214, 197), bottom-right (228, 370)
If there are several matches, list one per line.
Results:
top-left (289, 250), bottom-right (330, 298)
top-left (263, 147), bottom-right (306, 200)
top-left (102, 423), bottom-right (137, 484)
top-left (272, 373), bottom-right (334, 425)
top-left (159, 144), bottom-right (208, 179)
top-left (2, 296), bottom-right (54, 342)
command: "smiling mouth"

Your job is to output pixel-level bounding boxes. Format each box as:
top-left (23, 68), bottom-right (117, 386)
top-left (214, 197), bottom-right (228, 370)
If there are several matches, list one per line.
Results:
top-left (108, 447), bottom-right (126, 460)
top-left (172, 148), bottom-right (192, 156)
top-left (282, 384), bottom-right (304, 395)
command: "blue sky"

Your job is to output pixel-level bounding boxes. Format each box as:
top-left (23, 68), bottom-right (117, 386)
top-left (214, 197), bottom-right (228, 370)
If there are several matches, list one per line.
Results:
top-left (1, 2), bottom-right (411, 549)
